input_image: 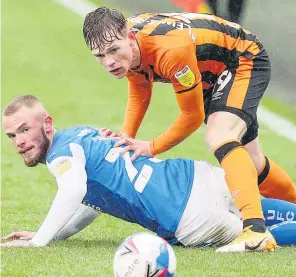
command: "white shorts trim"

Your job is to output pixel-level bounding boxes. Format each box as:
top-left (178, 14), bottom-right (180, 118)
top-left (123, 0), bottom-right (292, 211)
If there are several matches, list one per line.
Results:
top-left (175, 161), bottom-right (243, 247)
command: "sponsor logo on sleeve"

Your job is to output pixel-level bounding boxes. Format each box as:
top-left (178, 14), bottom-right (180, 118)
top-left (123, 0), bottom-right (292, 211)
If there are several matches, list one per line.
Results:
top-left (174, 65), bottom-right (195, 87)
top-left (57, 159), bottom-right (71, 176)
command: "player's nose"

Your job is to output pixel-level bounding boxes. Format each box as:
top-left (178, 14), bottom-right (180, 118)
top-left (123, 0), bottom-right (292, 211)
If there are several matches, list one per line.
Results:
top-left (104, 56), bottom-right (116, 68)
top-left (15, 134), bottom-right (26, 148)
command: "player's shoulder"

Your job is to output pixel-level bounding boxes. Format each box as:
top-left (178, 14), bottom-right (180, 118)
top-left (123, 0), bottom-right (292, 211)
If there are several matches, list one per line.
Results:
top-left (58, 126), bottom-right (97, 139)
top-left (126, 13), bottom-right (158, 29)
top-left (46, 126), bottom-right (98, 163)
top-left (128, 12), bottom-right (193, 51)
top-left (46, 126), bottom-right (96, 178)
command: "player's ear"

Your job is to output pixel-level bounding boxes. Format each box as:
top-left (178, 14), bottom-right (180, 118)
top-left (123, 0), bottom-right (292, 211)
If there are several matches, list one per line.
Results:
top-left (43, 115), bottom-right (53, 134)
top-left (127, 30), bottom-right (136, 41)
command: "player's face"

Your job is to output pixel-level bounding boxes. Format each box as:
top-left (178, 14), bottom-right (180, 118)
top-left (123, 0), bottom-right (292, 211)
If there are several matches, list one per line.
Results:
top-left (91, 32), bottom-right (136, 79)
top-left (3, 106), bottom-right (50, 167)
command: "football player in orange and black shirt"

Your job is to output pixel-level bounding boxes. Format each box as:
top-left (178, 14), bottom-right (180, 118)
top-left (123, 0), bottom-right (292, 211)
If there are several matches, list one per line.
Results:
top-left (83, 7), bottom-right (296, 252)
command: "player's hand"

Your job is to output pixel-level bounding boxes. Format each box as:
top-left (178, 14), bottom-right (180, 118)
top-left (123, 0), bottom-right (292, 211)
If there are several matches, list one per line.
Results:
top-left (99, 127), bottom-right (120, 138)
top-left (2, 231), bottom-right (36, 241)
top-left (114, 138), bottom-right (153, 161)
top-left (0, 239), bottom-right (35, 248)
top-left (99, 128), bottom-right (130, 139)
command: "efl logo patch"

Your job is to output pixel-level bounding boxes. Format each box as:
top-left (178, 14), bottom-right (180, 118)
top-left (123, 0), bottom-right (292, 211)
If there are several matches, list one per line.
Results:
top-left (231, 189), bottom-right (240, 200)
top-left (57, 159), bottom-right (71, 176)
top-left (174, 65), bottom-right (195, 87)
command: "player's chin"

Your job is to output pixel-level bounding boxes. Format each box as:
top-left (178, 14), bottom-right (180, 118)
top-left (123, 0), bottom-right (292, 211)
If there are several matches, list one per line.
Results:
top-left (110, 67), bottom-right (128, 79)
top-left (24, 156), bottom-right (39, 167)
top-left (112, 71), bottom-right (127, 79)
top-left (116, 74), bottom-right (126, 79)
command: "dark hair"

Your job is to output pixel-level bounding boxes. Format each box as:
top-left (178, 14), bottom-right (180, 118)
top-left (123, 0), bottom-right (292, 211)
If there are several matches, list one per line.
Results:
top-left (83, 6), bottom-right (127, 51)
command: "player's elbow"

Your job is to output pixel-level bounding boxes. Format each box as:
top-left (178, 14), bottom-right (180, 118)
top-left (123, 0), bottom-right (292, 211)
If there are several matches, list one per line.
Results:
top-left (191, 111), bottom-right (205, 130)
top-left (198, 111), bottom-right (205, 125)
top-left (72, 185), bottom-right (87, 200)
top-left (67, 183), bottom-right (87, 203)
top-left (141, 97), bottom-right (151, 110)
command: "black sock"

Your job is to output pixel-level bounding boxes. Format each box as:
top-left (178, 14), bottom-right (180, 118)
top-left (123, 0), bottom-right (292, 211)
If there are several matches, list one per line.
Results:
top-left (243, 218), bottom-right (266, 233)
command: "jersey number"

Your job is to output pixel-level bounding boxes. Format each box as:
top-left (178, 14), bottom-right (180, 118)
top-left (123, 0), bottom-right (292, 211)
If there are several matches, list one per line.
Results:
top-left (105, 148), bottom-right (161, 193)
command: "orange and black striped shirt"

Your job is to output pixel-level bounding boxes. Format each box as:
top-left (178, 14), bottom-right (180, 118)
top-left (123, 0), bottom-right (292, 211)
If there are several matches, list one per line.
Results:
top-left (121, 12), bottom-right (263, 155)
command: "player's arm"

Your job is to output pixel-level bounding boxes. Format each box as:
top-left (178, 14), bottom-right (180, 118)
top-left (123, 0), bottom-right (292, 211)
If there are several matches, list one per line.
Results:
top-left (120, 73), bottom-right (153, 138)
top-left (31, 145), bottom-right (89, 246)
top-left (1, 154), bottom-right (89, 248)
top-left (150, 41), bottom-right (205, 155)
top-left (2, 204), bottom-right (100, 242)
top-left (53, 203), bottom-right (100, 240)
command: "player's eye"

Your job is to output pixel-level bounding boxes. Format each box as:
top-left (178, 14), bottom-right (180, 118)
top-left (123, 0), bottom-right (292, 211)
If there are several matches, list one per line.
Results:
top-left (23, 127), bottom-right (30, 133)
top-left (7, 134), bottom-right (16, 139)
top-left (110, 48), bottom-right (118, 53)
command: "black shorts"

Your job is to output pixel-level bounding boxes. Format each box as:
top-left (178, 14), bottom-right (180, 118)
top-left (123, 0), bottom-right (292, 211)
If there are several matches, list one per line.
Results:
top-left (203, 49), bottom-right (271, 145)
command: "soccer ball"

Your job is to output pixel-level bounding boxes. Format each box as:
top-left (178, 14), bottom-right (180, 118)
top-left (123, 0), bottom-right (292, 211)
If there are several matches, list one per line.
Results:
top-left (113, 232), bottom-right (176, 277)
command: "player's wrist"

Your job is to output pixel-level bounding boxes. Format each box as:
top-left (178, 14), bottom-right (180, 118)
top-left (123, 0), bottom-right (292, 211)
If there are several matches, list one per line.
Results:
top-left (120, 133), bottom-right (132, 138)
top-left (31, 235), bottom-right (47, 247)
top-left (149, 141), bottom-right (157, 156)
top-left (28, 239), bottom-right (38, 247)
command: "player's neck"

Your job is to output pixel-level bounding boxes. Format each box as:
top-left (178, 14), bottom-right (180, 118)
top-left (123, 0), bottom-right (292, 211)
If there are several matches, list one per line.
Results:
top-left (46, 129), bottom-right (57, 158)
top-left (130, 39), bottom-right (141, 70)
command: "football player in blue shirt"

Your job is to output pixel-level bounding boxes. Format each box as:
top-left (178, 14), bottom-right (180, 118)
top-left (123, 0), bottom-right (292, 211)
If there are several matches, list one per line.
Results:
top-left (1, 95), bottom-right (295, 251)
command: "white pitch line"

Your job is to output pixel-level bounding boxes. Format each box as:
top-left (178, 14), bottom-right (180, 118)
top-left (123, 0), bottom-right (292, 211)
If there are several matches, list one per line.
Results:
top-left (55, 0), bottom-right (96, 15)
top-left (257, 106), bottom-right (296, 142)
top-left (56, 0), bottom-right (296, 143)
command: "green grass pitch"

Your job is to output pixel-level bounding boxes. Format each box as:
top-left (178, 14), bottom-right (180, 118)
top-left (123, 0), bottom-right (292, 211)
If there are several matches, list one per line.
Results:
top-left (1, 0), bottom-right (295, 276)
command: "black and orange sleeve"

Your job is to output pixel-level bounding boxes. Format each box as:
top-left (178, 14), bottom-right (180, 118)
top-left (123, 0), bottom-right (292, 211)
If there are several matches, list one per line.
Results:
top-left (150, 39), bottom-right (205, 155)
top-left (120, 72), bottom-right (153, 138)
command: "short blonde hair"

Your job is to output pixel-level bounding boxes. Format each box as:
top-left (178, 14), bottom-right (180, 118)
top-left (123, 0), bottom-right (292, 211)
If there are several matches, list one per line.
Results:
top-left (2, 95), bottom-right (41, 116)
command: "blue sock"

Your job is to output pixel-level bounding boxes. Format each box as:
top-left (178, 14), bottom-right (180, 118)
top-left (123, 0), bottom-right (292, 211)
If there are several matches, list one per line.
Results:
top-left (261, 198), bottom-right (296, 226)
top-left (268, 221), bottom-right (296, 246)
